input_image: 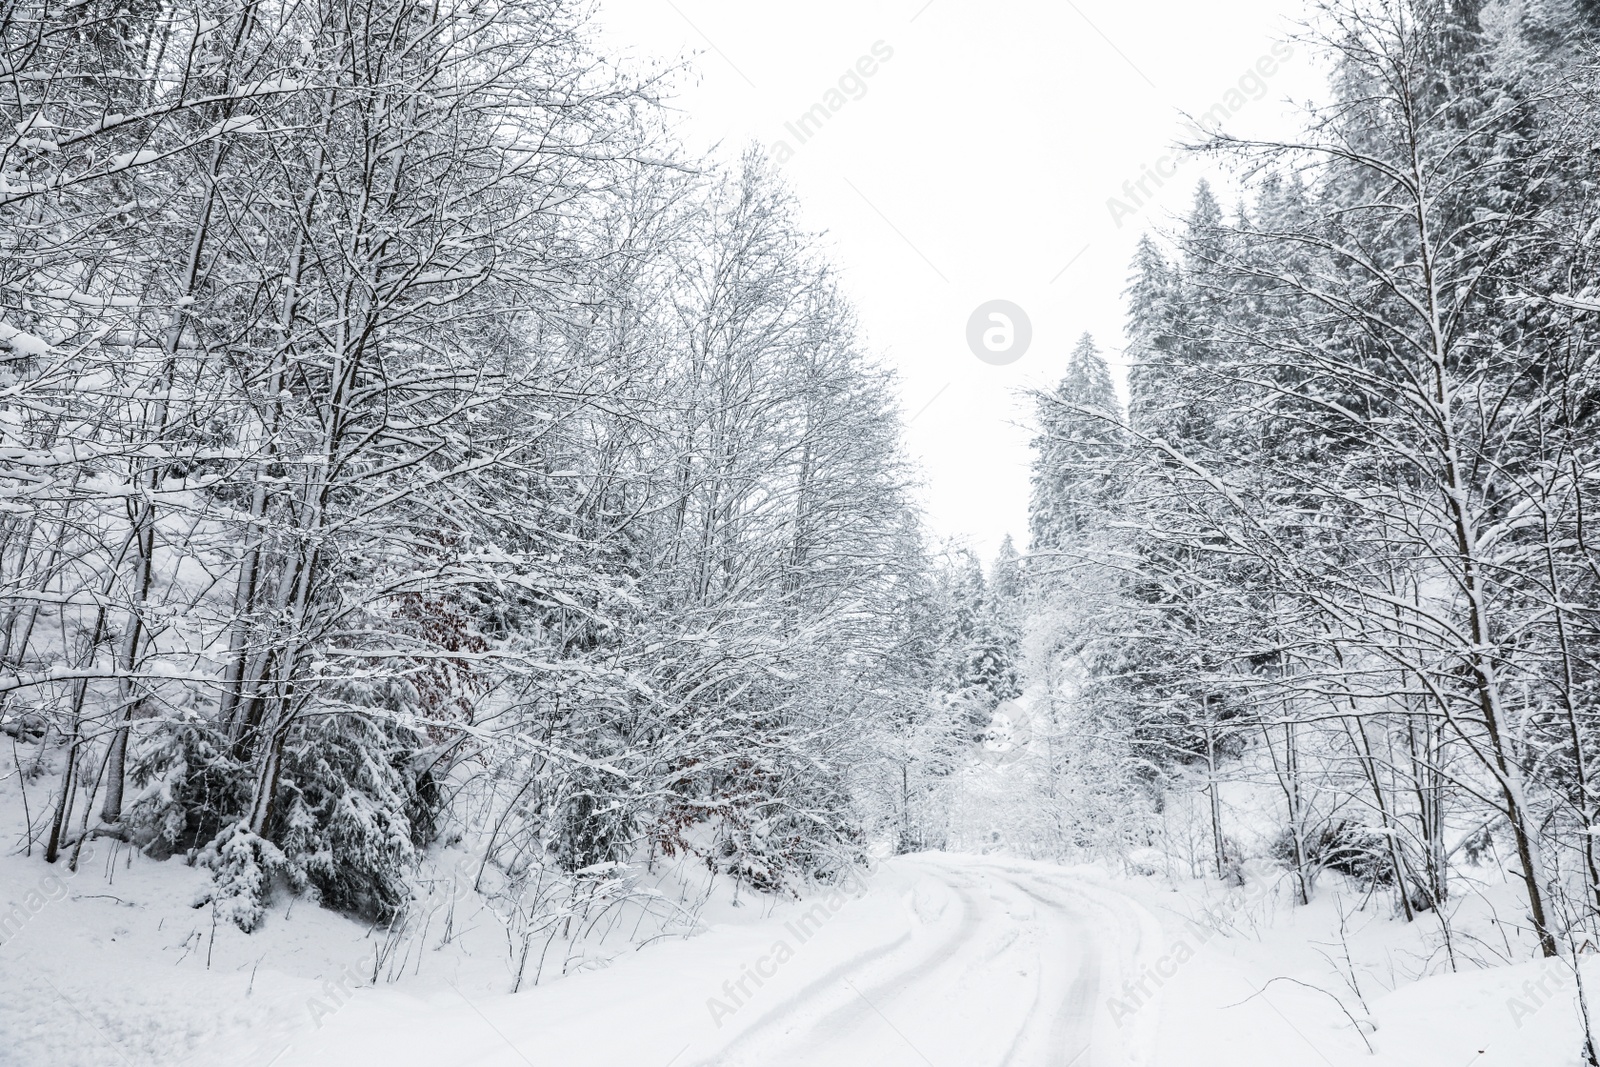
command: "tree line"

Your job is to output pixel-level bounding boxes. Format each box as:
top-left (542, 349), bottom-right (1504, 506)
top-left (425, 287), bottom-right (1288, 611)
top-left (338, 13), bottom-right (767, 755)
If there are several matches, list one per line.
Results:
top-left (1028, 0), bottom-right (1600, 970)
top-left (0, 0), bottom-right (1011, 930)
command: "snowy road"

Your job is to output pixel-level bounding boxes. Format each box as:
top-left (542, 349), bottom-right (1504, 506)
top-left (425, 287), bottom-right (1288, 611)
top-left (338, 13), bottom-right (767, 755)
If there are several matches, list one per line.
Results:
top-left (705, 859), bottom-right (1111, 1067)
top-left (272, 855), bottom-right (1159, 1067)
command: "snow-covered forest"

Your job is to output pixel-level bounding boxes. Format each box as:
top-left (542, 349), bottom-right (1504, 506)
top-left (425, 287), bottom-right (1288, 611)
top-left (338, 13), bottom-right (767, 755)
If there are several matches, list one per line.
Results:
top-left (9, 0), bottom-right (1600, 1063)
top-left (1027, 0), bottom-right (1600, 958)
top-left (0, 0), bottom-right (964, 912)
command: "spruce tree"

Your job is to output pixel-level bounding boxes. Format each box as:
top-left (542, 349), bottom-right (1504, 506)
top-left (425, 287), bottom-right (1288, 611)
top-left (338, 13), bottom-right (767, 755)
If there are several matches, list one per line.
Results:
top-left (1030, 333), bottom-right (1121, 551)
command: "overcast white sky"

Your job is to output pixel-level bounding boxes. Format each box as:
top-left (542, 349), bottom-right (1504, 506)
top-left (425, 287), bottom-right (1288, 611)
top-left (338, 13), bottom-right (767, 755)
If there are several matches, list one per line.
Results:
top-left (595, 0), bottom-right (1325, 562)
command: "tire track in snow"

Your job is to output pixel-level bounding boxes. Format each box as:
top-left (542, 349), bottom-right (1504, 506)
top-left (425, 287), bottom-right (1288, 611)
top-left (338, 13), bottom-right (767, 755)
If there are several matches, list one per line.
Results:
top-left (698, 869), bottom-right (985, 1065)
top-left (753, 865), bottom-right (1062, 1067)
top-left (996, 872), bottom-right (1101, 1067)
top-left (776, 876), bottom-right (988, 1048)
top-left (700, 859), bottom-right (1133, 1067)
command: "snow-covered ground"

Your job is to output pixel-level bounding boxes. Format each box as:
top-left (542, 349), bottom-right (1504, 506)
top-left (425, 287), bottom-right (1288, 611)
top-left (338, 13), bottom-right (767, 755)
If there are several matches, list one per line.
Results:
top-left (1120, 866), bottom-right (1600, 1067)
top-left (0, 828), bottom-right (1154, 1066)
top-left (4, 754), bottom-right (1595, 1067)
top-left (280, 852), bottom-right (1166, 1067)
